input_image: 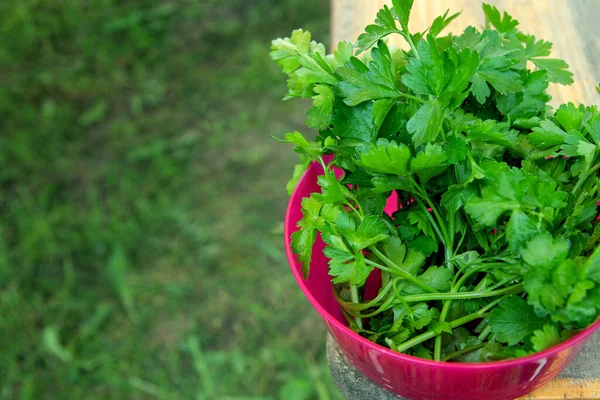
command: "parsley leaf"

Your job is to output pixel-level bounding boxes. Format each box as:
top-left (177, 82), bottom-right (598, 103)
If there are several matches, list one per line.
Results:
top-left (410, 144), bottom-right (449, 185)
top-left (467, 120), bottom-right (518, 148)
top-left (338, 41), bottom-right (400, 106)
top-left (531, 58), bottom-right (574, 85)
top-left (307, 84), bottom-right (334, 130)
top-left (531, 324), bottom-right (562, 352)
top-left (328, 250), bottom-right (373, 286)
top-left (356, 139), bottom-right (411, 175)
top-left (383, 236), bottom-right (427, 276)
top-left (506, 209), bottom-right (539, 255)
top-left (356, 5), bottom-right (400, 55)
top-left (407, 99), bottom-right (444, 146)
top-left (489, 295), bottom-right (546, 346)
top-left (497, 70), bottom-right (550, 120)
top-left (291, 196), bottom-right (323, 277)
top-left (402, 36), bottom-right (447, 96)
top-left (482, 3), bottom-right (519, 33)
top-left (270, 29), bottom-right (337, 99)
top-left (392, 0), bottom-right (414, 32)
top-left (331, 99), bottom-right (376, 141)
top-left (429, 10), bottom-right (461, 37)
top-left (346, 215), bottom-right (390, 252)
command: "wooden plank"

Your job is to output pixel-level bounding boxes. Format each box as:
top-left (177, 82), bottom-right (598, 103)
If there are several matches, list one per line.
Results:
top-left (519, 378), bottom-right (600, 399)
top-left (331, 0), bottom-right (599, 107)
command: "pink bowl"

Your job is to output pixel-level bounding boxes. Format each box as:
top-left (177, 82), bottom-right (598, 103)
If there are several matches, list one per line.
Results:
top-left (284, 161), bottom-right (600, 400)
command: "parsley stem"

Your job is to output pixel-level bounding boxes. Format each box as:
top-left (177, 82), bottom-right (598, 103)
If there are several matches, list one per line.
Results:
top-left (434, 313), bottom-right (447, 360)
top-left (397, 92), bottom-right (426, 104)
top-left (318, 156), bottom-right (327, 172)
top-left (588, 160), bottom-right (600, 176)
top-left (488, 275), bottom-right (519, 292)
top-left (441, 343), bottom-right (486, 362)
top-left (345, 201), bottom-right (363, 219)
top-left (478, 325), bottom-right (492, 342)
top-left (402, 32), bottom-right (420, 60)
top-left (345, 283), bottom-right (523, 319)
top-left (412, 185), bottom-right (451, 249)
top-left (412, 196), bottom-right (447, 247)
top-left (364, 259), bottom-right (394, 274)
top-left (394, 278), bottom-right (415, 325)
top-left (370, 248), bottom-right (439, 293)
top-left (412, 185), bottom-right (455, 361)
top-left (453, 222), bottom-right (468, 255)
top-left (395, 296), bottom-right (506, 354)
top-left (344, 295), bottom-right (396, 318)
top-left (401, 283), bottom-right (523, 303)
top-left (395, 311), bottom-right (492, 353)
top-left (350, 285), bottom-right (363, 329)
top-left (335, 280), bottom-right (393, 311)
top-left (452, 263), bottom-right (507, 291)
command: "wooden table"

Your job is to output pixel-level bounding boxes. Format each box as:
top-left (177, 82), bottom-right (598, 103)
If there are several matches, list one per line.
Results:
top-left (328, 1), bottom-right (600, 398)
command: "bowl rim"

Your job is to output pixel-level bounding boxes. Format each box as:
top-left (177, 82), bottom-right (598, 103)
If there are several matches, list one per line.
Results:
top-left (284, 161), bottom-right (600, 370)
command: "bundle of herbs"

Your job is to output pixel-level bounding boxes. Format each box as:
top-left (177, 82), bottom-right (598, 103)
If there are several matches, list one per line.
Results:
top-left (271, 1), bottom-right (600, 362)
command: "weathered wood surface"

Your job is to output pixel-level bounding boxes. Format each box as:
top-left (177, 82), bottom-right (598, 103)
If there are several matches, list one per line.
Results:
top-left (331, 0), bottom-right (599, 107)
top-left (328, 1), bottom-right (600, 398)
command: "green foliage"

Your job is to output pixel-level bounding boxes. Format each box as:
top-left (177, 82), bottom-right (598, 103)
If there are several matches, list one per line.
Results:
top-left (272, 0), bottom-right (600, 363)
top-left (488, 296), bottom-right (546, 346)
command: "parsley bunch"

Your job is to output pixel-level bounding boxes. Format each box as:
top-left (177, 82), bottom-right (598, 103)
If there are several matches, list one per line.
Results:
top-left (271, 0), bottom-right (600, 362)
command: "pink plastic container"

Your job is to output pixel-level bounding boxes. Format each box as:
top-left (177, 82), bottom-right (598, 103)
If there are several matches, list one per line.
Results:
top-left (284, 161), bottom-right (600, 400)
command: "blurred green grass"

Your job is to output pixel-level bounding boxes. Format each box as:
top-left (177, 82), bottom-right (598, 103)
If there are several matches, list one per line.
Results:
top-left (0, 0), bottom-right (341, 399)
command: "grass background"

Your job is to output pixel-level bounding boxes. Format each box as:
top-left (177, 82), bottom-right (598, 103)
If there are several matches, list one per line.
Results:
top-left (0, 0), bottom-right (342, 398)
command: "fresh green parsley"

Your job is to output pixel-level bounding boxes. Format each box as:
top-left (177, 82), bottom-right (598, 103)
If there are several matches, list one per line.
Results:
top-left (272, 1), bottom-right (600, 361)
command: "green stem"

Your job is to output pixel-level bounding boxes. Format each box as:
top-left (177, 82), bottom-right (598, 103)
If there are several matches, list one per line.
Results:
top-left (401, 283), bottom-right (523, 303)
top-left (402, 31), bottom-right (420, 59)
top-left (478, 325), bottom-right (492, 342)
top-left (346, 295), bottom-right (396, 318)
top-left (370, 248), bottom-right (439, 293)
top-left (346, 202), bottom-right (362, 219)
top-left (453, 222), bottom-right (468, 256)
top-left (416, 186), bottom-right (449, 240)
top-left (398, 92), bottom-right (426, 104)
top-left (365, 258), bottom-right (394, 274)
top-left (488, 276), bottom-right (519, 292)
top-left (396, 311), bottom-right (492, 353)
top-left (381, 270), bottom-right (391, 292)
top-left (347, 284), bottom-right (523, 319)
top-left (411, 186), bottom-right (454, 361)
top-left (318, 156), bottom-right (328, 171)
top-left (350, 285), bottom-right (363, 329)
top-left (434, 313), bottom-right (447, 360)
top-left (336, 280), bottom-right (393, 311)
top-left (413, 187), bottom-right (449, 240)
top-left (395, 296), bottom-right (506, 353)
top-left (441, 343), bottom-right (486, 362)
top-left (435, 213), bottom-right (456, 361)
top-left (412, 197), bottom-right (447, 247)
top-left (589, 160), bottom-right (600, 175)
top-left (452, 263), bottom-right (502, 291)
top-left (393, 278), bottom-right (415, 325)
